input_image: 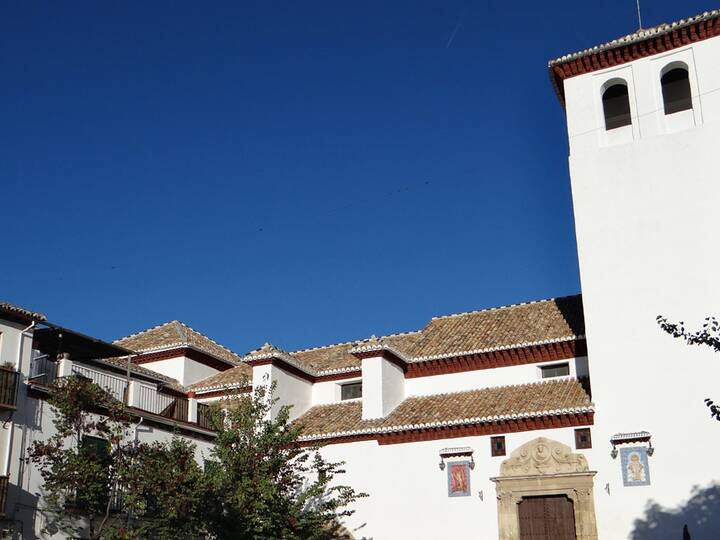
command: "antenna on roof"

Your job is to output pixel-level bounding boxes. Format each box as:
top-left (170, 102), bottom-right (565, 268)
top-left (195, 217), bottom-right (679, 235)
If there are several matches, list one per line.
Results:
top-left (635, 0), bottom-right (643, 30)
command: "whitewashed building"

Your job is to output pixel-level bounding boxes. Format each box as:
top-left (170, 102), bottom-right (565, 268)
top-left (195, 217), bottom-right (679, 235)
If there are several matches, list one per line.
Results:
top-left (2, 6), bottom-right (720, 539)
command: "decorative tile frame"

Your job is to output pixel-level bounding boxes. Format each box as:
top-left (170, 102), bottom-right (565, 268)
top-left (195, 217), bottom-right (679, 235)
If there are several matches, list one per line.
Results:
top-left (620, 446), bottom-right (651, 487)
top-left (447, 460), bottom-right (472, 497)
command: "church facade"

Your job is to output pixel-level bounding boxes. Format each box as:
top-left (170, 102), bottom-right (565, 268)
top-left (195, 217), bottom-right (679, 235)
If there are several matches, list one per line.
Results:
top-left (1, 7), bottom-right (720, 539)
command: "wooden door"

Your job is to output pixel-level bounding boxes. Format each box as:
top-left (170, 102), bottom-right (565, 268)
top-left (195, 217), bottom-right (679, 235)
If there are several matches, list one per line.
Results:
top-left (518, 495), bottom-right (576, 540)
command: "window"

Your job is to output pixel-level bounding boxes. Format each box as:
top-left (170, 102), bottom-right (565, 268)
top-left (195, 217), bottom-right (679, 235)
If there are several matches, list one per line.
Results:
top-left (661, 67), bottom-right (692, 114)
top-left (77, 436), bottom-right (111, 509)
top-left (491, 436), bottom-right (506, 457)
top-left (602, 83), bottom-right (632, 130)
top-left (575, 428), bottom-right (592, 449)
top-left (540, 363), bottom-right (570, 379)
top-left (341, 382), bottom-right (362, 400)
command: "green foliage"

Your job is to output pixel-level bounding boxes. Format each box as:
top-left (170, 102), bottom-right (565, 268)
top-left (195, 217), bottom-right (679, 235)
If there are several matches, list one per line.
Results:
top-left (657, 314), bottom-right (720, 421)
top-left (202, 381), bottom-right (366, 540)
top-left (28, 376), bottom-right (206, 539)
top-left (29, 375), bottom-right (366, 539)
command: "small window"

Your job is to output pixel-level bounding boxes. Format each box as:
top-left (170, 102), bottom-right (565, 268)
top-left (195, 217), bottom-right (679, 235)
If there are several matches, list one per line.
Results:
top-left (662, 67), bottom-right (692, 114)
top-left (77, 436), bottom-right (111, 509)
top-left (540, 363), bottom-right (570, 379)
top-left (575, 428), bottom-right (592, 449)
top-left (491, 436), bottom-right (506, 457)
top-left (341, 382), bottom-right (362, 400)
top-left (602, 83), bottom-right (632, 130)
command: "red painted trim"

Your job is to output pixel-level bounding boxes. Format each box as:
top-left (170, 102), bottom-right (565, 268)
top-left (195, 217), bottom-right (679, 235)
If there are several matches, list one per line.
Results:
top-left (314, 370), bottom-right (362, 382)
top-left (299, 411), bottom-right (594, 447)
top-left (405, 339), bottom-right (586, 378)
top-left (611, 434), bottom-right (650, 444)
top-left (134, 347), bottom-right (236, 372)
top-left (238, 340), bottom-right (585, 390)
top-left (351, 349), bottom-right (407, 371)
top-left (551, 17), bottom-right (720, 104)
top-left (439, 449), bottom-right (473, 458)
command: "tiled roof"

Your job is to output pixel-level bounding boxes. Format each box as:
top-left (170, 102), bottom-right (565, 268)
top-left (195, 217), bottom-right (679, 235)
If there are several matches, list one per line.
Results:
top-left (404, 295), bottom-right (584, 361)
top-left (296, 379), bottom-right (592, 441)
top-left (186, 363), bottom-right (252, 392)
top-left (114, 321), bottom-right (242, 365)
top-left (0, 301), bottom-right (47, 323)
top-left (292, 332), bottom-right (421, 374)
top-left (242, 295), bottom-right (583, 376)
top-left (549, 9), bottom-right (720, 67)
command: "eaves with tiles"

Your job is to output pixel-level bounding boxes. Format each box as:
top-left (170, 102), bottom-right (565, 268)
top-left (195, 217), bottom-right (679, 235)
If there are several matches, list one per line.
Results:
top-left (548, 9), bottom-right (720, 104)
top-left (177, 295), bottom-right (593, 445)
top-left (188, 294), bottom-right (586, 394)
top-left (17, 295), bottom-right (591, 444)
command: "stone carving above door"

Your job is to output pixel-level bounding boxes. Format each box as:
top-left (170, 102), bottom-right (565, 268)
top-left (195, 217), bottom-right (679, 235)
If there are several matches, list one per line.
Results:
top-left (500, 437), bottom-right (589, 477)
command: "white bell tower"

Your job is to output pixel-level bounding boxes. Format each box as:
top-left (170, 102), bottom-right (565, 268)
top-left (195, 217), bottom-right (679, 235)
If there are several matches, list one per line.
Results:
top-left (551, 11), bottom-right (720, 538)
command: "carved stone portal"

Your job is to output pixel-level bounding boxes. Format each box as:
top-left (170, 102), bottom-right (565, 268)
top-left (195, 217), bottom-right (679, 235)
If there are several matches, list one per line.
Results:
top-left (491, 437), bottom-right (598, 540)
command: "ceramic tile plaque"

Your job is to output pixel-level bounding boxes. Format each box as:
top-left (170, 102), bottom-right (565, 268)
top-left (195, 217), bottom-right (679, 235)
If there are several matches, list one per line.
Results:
top-left (620, 446), bottom-right (651, 487)
top-left (447, 460), bottom-right (471, 497)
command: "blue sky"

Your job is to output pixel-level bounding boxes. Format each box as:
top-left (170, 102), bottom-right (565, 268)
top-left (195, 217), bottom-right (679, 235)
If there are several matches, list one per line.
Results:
top-left (1, 1), bottom-right (712, 353)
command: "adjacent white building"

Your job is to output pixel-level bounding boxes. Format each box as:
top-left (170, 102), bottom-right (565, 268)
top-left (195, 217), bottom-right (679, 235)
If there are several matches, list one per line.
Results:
top-left (2, 6), bottom-right (720, 539)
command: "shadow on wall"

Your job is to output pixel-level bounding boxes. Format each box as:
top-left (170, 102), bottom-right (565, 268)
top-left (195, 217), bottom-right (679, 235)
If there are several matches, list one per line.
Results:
top-left (555, 295), bottom-right (585, 338)
top-left (631, 483), bottom-right (720, 540)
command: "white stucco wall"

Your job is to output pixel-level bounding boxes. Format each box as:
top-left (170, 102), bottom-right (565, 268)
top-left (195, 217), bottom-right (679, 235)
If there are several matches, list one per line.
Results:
top-left (405, 356), bottom-right (586, 397)
top-left (253, 363), bottom-right (312, 421)
top-left (0, 320), bottom-right (33, 487)
top-left (320, 426), bottom-right (598, 540)
top-left (563, 35), bottom-right (720, 539)
top-left (182, 358), bottom-right (220, 387)
top-left (141, 356), bottom-right (220, 387)
top-left (312, 378), bottom-right (356, 405)
top-left (361, 356), bottom-right (404, 420)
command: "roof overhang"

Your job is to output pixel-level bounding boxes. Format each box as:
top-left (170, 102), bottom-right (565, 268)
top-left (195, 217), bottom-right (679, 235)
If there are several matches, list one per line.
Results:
top-left (33, 323), bottom-right (134, 361)
top-left (548, 10), bottom-right (720, 106)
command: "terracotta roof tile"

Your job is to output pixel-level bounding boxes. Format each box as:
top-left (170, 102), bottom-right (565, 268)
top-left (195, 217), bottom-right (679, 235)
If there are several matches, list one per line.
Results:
top-left (0, 301), bottom-right (47, 323)
top-left (548, 9), bottom-right (720, 67)
top-left (186, 363), bottom-right (252, 392)
top-left (115, 321), bottom-right (242, 365)
top-left (296, 379), bottom-right (592, 440)
top-left (256, 295), bottom-right (583, 375)
top-left (405, 295), bottom-right (584, 360)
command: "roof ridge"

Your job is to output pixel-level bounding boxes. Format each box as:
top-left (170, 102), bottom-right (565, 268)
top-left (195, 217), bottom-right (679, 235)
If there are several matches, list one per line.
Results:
top-left (429, 294), bottom-right (581, 322)
top-left (113, 320), bottom-right (179, 344)
top-left (114, 320), bottom-right (243, 362)
top-left (173, 320), bottom-right (187, 342)
top-left (290, 330), bottom-right (422, 356)
top-left (173, 321), bottom-right (243, 360)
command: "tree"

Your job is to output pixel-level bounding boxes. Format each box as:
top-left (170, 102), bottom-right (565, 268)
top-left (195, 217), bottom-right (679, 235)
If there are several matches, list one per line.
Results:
top-left (202, 381), bottom-right (367, 540)
top-left (28, 375), bottom-right (206, 539)
top-left (29, 375), bottom-right (366, 539)
top-left (657, 315), bottom-right (720, 421)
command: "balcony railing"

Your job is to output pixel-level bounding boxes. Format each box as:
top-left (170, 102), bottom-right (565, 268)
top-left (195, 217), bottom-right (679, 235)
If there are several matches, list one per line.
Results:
top-left (0, 475), bottom-right (8, 517)
top-left (0, 369), bottom-right (19, 409)
top-left (29, 354), bottom-right (57, 386)
top-left (71, 364), bottom-right (128, 402)
top-left (197, 402), bottom-right (213, 430)
top-left (135, 383), bottom-right (188, 422)
top-left (27, 358), bottom-right (213, 431)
